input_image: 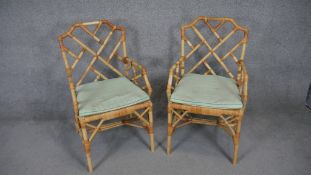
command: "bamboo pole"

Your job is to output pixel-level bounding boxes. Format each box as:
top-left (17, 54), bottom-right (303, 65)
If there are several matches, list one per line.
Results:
top-left (148, 106), bottom-right (155, 152)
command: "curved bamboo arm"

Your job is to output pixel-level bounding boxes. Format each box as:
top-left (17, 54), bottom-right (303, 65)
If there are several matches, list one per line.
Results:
top-left (122, 57), bottom-right (152, 96)
top-left (166, 59), bottom-right (183, 99)
top-left (237, 61), bottom-right (248, 106)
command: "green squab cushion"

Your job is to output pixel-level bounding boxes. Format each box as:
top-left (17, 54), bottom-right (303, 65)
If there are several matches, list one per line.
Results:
top-left (170, 73), bottom-right (243, 109)
top-left (76, 77), bottom-right (149, 117)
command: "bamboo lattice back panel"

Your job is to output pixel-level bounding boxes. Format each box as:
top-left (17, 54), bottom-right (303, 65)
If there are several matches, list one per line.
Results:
top-left (58, 20), bottom-right (132, 86)
top-left (180, 16), bottom-right (248, 79)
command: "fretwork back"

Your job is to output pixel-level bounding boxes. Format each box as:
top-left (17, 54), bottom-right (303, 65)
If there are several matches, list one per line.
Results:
top-left (58, 20), bottom-right (128, 86)
top-left (181, 17), bottom-right (248, 79)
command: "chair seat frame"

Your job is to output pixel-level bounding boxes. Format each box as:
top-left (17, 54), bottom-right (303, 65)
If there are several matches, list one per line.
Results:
top-left (58, 19), bottom-right (154, 172)
top-left (166, 16), bottom-right (249, 165)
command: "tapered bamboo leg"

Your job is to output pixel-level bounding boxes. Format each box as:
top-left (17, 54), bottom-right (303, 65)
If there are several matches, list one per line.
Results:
top-left (167, 106), bottom-right (173, 154)
top-left (81, 123), bottom-right (93, 172)
top-left (232, 119), bottom-right (242, 165)
top-left (148, 107), bottom-right (155, 152)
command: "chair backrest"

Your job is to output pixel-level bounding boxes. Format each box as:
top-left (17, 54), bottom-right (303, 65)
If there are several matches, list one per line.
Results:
top-left (180, 16), bottom-right (248, 79)
top-left (58, 19), bottom-right (131, 118)
top-left (58, 19), bottom-right (128, 87)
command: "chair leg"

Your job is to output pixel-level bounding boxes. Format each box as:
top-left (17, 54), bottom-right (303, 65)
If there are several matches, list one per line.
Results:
top-left (148, 107), bottom-right (155, 152)
top-left (232, 120), bottom-right (241, 165)
top-left (167, 107), bottom-right (173, 154)
top-left (81, 124), bottom-right (93, 172)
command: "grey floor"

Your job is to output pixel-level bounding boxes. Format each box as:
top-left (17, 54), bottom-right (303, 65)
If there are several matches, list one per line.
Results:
top-left (1, 104), bottom-right (310, 175)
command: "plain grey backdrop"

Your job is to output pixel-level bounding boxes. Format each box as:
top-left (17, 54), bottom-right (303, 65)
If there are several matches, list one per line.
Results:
top-left (1, 0), bottom-right (311, 175)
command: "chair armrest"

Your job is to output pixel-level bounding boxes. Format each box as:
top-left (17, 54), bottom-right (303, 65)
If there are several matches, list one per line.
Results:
top-left (122, 57), bottom-right (152, 96)
top-left (167, 59), bottom-right (183, 99)
top-left (237, 61), bottom-right (249, 106)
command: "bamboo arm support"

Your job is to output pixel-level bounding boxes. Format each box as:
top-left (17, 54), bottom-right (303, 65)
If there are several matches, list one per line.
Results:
top-left (166, 59), bottom-right (182, 99)
top-left (123, 57), bottom-right (152, 96)
top-left (167, 64), bottom-right (176, 99)
top-left (237, 61), bottom-right (248, 105)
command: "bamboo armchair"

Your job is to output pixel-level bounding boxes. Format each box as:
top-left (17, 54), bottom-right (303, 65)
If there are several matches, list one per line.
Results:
top-left (58, 19), bottom-right (154, 172)
top-left (166, 16), bottom-right (249, 164)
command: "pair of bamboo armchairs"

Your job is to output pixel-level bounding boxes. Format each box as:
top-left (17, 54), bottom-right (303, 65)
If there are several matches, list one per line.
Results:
top-left (58, 16), bottom-right (248, 172)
